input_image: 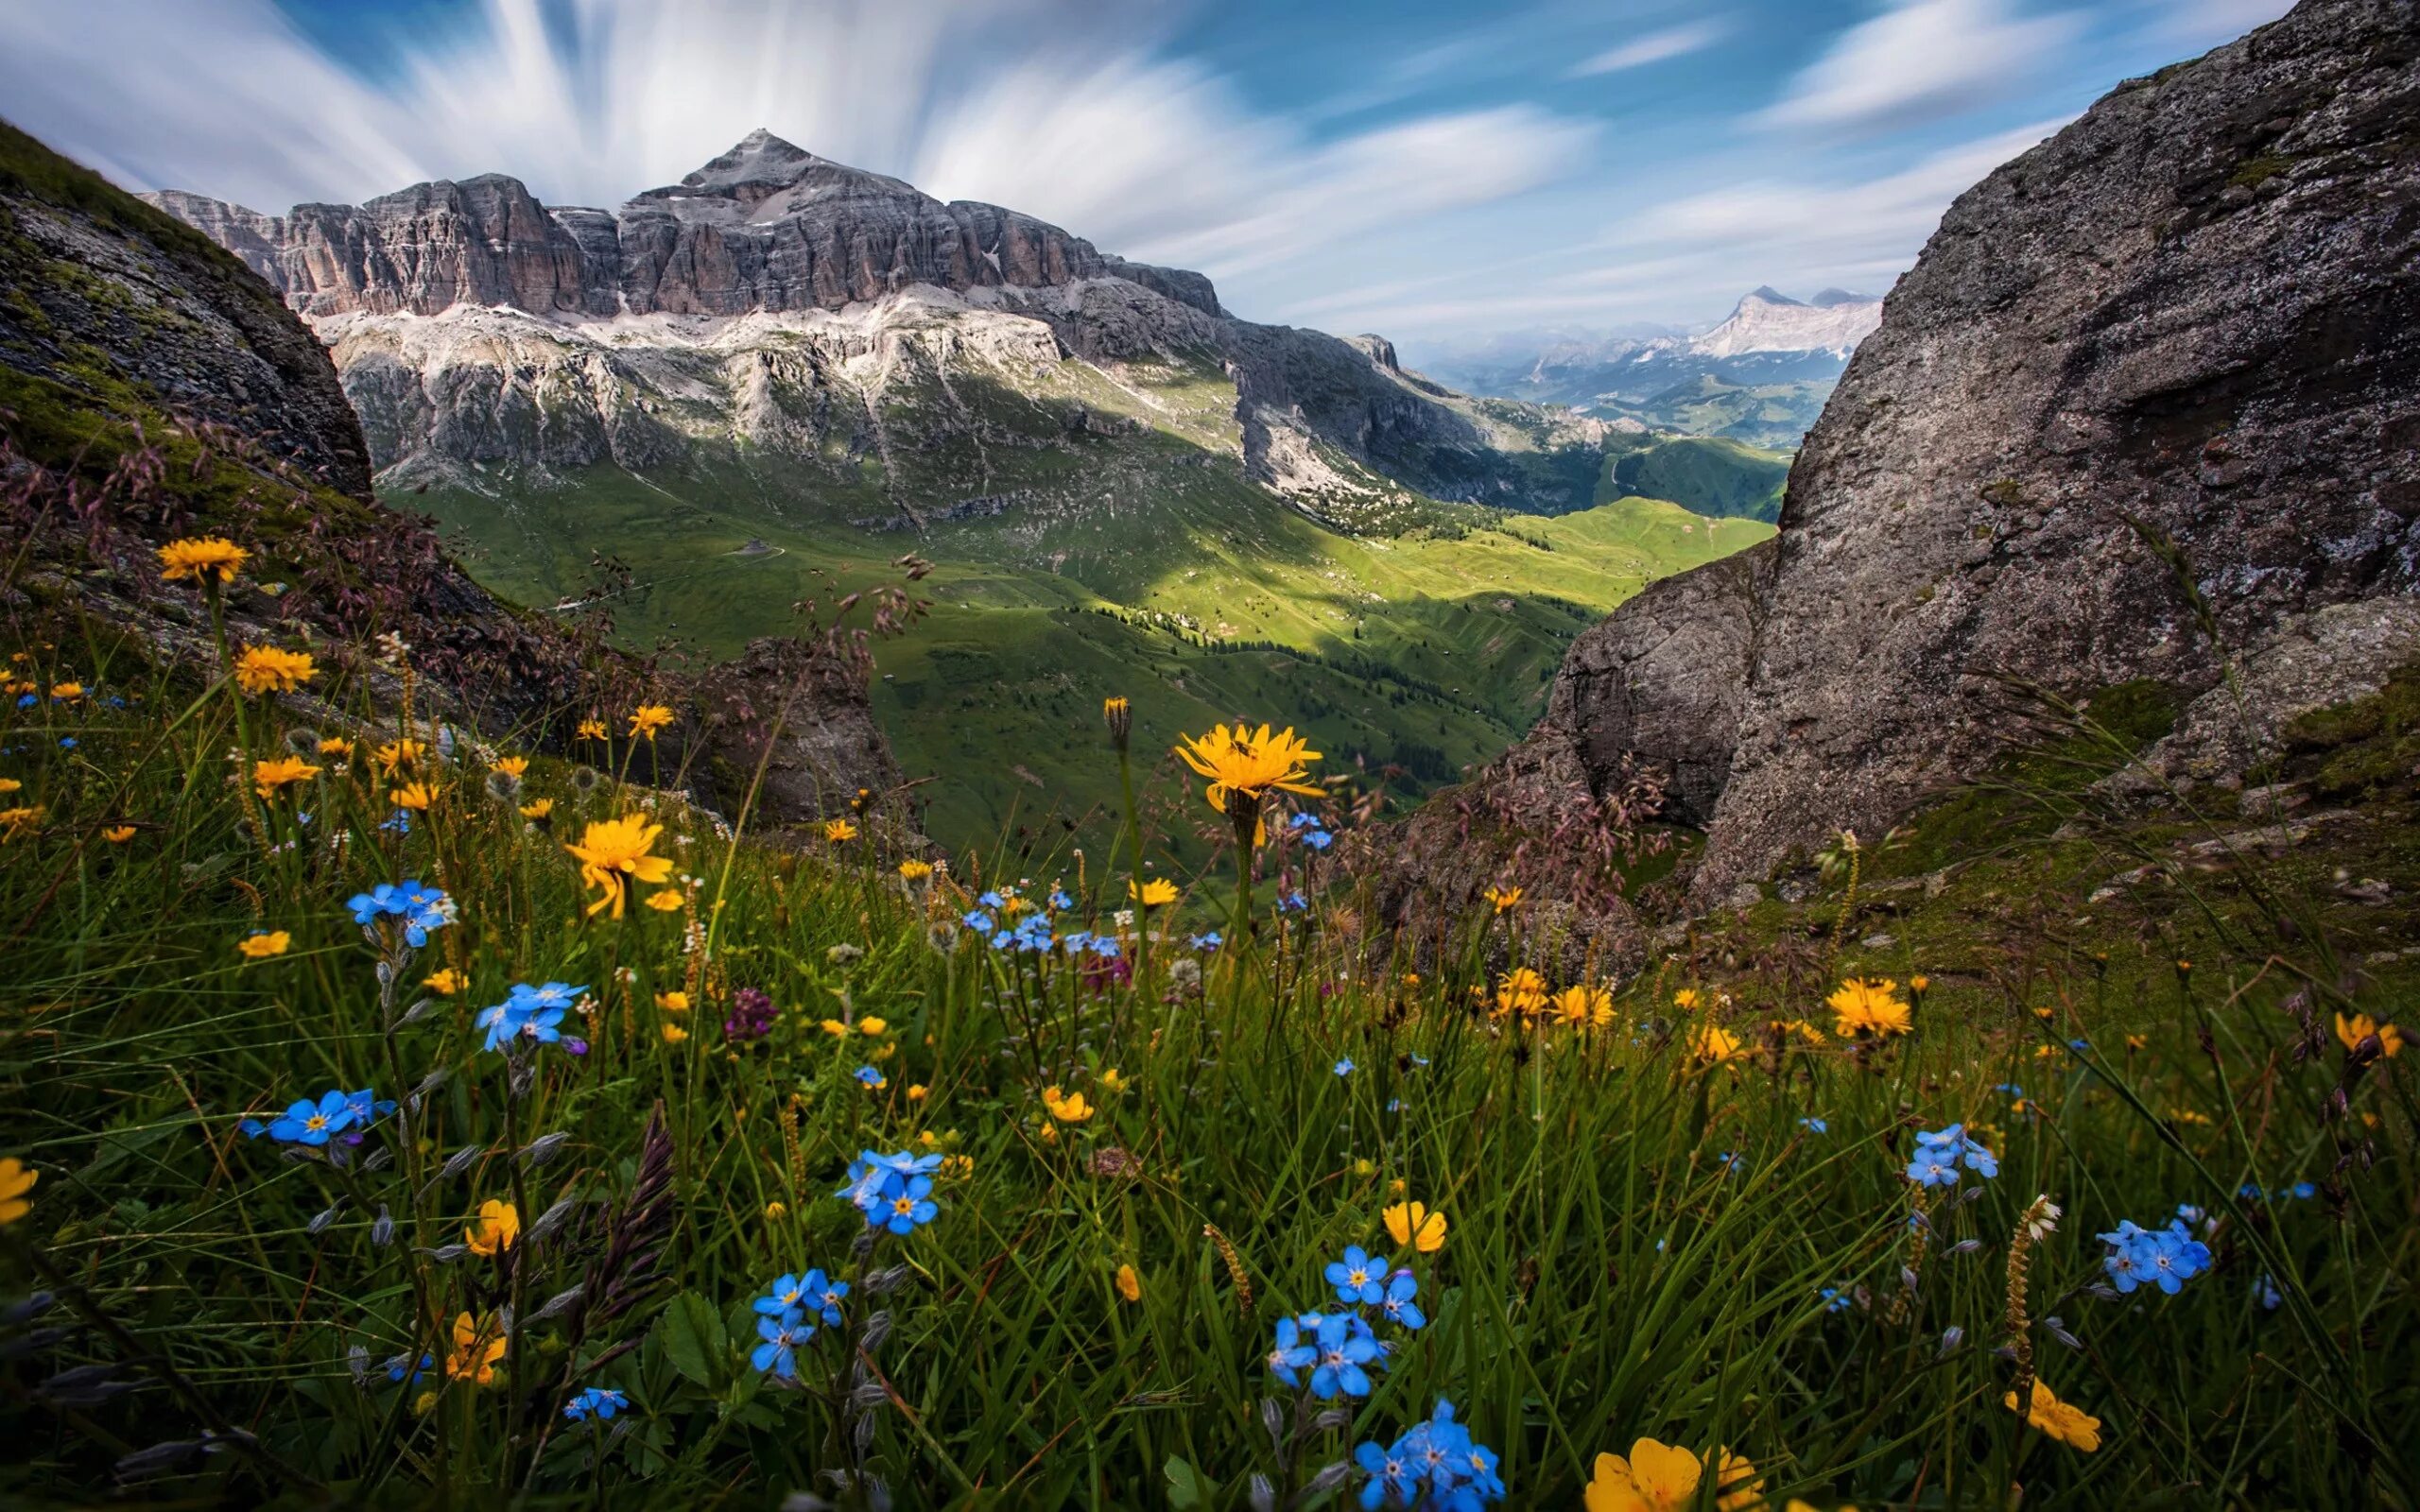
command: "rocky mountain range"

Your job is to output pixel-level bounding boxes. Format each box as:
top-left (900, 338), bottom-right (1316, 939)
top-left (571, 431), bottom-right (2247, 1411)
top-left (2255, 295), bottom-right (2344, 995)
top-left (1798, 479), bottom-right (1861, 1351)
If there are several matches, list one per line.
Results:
top-left (1395, 0), bottom-right (2420, 923)
top-left (1416, 288), bottom-right (1884, 446)
top-left (145, 132), bottom-right (1609, 525)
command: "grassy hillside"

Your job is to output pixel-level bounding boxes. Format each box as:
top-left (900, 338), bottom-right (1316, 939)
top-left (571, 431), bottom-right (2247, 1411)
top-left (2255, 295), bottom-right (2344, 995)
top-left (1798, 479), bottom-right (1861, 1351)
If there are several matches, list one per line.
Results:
top-left (1598, 436), bottom-right (1792, 524)
top-left (411, 457), bottom-right (1770, 850)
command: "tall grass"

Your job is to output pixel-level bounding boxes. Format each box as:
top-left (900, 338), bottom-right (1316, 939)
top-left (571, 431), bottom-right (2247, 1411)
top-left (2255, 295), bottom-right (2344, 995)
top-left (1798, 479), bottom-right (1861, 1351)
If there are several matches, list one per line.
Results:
top-left (0, 603), bottom-right (2412, 1509)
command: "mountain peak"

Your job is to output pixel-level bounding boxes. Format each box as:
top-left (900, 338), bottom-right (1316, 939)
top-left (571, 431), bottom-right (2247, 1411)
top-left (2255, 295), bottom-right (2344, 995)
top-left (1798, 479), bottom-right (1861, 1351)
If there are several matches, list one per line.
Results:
top-left (682, 129), bottom-right (817, 188)
top-left (1744, 285), bottom-right (1801, 306)
top-left (1809, 287), bottom-right (1876, 307)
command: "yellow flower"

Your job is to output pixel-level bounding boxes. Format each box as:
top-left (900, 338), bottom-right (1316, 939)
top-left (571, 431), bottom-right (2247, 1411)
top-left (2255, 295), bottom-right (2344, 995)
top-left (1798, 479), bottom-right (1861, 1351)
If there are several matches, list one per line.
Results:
top-left (2168, 1108), bottom-right (2212, 1126)
top-left (251, 755), bottom-right (320, 800)
top-left (644, 888), bottom-right (685, 912)
top-left (2335, 1011), bottom-right (2403, 1058)
top-left (2006, 1379), bottom-right (2101, 1452)
top-left (233, 645), bottom-right (318, 696)
top-left (898, 859), bottom-right (933, 882)
top-left (1495, 968), bottom-right (1548, 1020)
top-left (1173, 722), bottom-right (1322, 838)
top-left (102, 824), bottom-right (137, 844)
top-left (373, 739), bottom-right (425, 775)
top-left (463, 1198), bottom-right (519, 1256)
top-left (1481, 884), bottom-right (1523, 914)
top-left (0, 1157), bottom-right (38, 1226)
top-left (318, 737), bottom-right (354, 757)
top-left (824, 818), bottom-right (857, 844)
top-left (0, 804), bottom-right (45, 841)
top-left (157, 536), bottom-right (250, 584)
top-left (520, 798), bottom-right (554, 819)
top-left (661, 1022), bottom-right (689, 1043)
top-left (1098, 1067), bottom-right (1127, 1093)
top-left (1553, 984), bottom-right (1616, 1028)
top-left (655, 989), bottom-right (690, 1012)
top-left (564, 815), bottom-right (674, 919)
top-left (1103, 695), bottom-right (1130, 721)
top-left (390, 782), bottom-right (436, 812)
top-left (820, 1018), bottom-right (849, 1038)
top-left (907, 1083), bottom-right (928, 1102)
top-left (1673, 988), bottom-right (1703, 1012)
top-left (49, 681), bottom-right (83, 701)
top-left (941, 1154), bottom-right (975, 1181)
top-left (765, 1200), bottom-right (788, 1221)
top-left (425, 969), bottom-right (465, 997)
top-left (1828, 978), bottom-right (1912, 1039)
top-left (2125, 1033), bottom-right (2148, 1050)
top-left (1383, 1200), bottom-right (1447, 1253)
top-left (0, 779), bottom-right (16, 794)
top-left (444, 1312), bottom-right (507, 1385)
top-left (1585, 1440), bottom-right (1763, 1512)
top-left (1043, 1086), bottom-right (1095, 1123)
top-left (628, 704), bottom-right (674, 740)
top-left (858, 1017), bottom-right (888, 1036)
top-left (577, 717), bottom-right (608, 742)
top-left (1130, 877), bottom-right (1178, 907)
top-left (1909, 974), bottom-right (1930, 994)
top-left (1115, 1263), bottom-right (1142, 1303)
top-left (237, 930), bottom-right (291, 959)
top-left (492, 756), bottom-right (529, 778)
top-left (1690, 1026), bottom-right (1748, 1064)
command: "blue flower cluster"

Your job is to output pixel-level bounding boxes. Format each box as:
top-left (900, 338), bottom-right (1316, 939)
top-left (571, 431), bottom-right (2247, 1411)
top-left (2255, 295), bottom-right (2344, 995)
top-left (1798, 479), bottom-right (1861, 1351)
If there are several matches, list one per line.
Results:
top-left (837, 1150), bottom-right (942, 1235)
top-left (240, 1087), bottom-right (393, 1145)
top-left (1187, 931), bottom-right (1222, 952)
top-left (1268, 1246), bottom-right (1427, 1401)
top-left (2098, 1218), bottom-right (2213, 1295)
top-left (476, 980), bottom-right (586, 1054)
top-left (958, 890), bottom-right (1126, 958)
top-left (1354, 1400), bottom-right (1505, 1509)
top-left (1288, 812), bottom-right (1335, 850)
top-left (563, 1386), bottom-right (628, 1422)
top-left (1906, 1123), bottom-right (1997, 1189)
top-left (346, 881), bottom-right (453, 947)
top-left (751, 1269), bottom-right (848, 1378)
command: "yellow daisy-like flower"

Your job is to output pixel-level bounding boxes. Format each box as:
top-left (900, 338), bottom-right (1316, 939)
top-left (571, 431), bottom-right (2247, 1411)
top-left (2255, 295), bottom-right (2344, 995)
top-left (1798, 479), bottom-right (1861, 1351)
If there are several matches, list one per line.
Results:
top-left (1690, 1025), bottom-right (1749, 1064)
top-left (1553, 983), bottom-right (1616, 1028)
top-left (520, 798), bottom-right (554, 820)
top-left (655, 989), bottom-right (689, 1012)
top-left (2006, 1379), bottom-right (2101, 1452)
top-left (374, 739), bottom-right (425, 775)
top-left (644, 888), bottom-right (685, 912)
top-left (1098, 1067), bottom-right (1127, 1094)
top-left (444, 1312), bottom-right (507, 1385)
top-left (492, 756), bottom-right (529, 779)
top-left (1115, 1263), bottom-right (1142, 1303)
top-left (157, 536), bottom-right (250, 584)
top-left (3, 803), bottom-right (48, 840)
top-left (821, 1019), bottom-right (849, 1038)
top-left (233, 644), bottom-right (318, 696)
top-left (1494, 967), bottom-right (1547, 1020)
top-left (251, 756), bottom-right (320, 801)
top-left (49, 681), bottom-right (82, 701)
top-left (463, 1198), bottom-right (519, 1257)
top-left (564, 815), bottom-right (673, 919)
top-left (1828, 978), bottom-right (1912, 1039)
top-left (661, 1022), bottom-right (689, 1043)
top-left (1383, 1200), bottom-right (1447, 1253)
top-left (0, 779), bottom-right (17, 795)
top-left (390, 782), bottom-right (436, 812)
top-left (907, 1083), bottom-right (928, 1102)
top-left (1584, 1440), bottom-right (1763, 1512)
top-left (1673, 988), bottom-right (1703, 1012)
top-left (628, 704), bottom-right (673, 741)
top-left (1173, 722), bottom-right (1322, 840)
top-left (824, 818), bottom-right (857, 844)
top-left (425, 969), bottom-right (465, 997)
top-left (858, 1016), bottom-right (888, 1037)
top-left (319, 736), bottom-right (354, 757)
top-left (237, 930), bottom-right (291, 959)
top-left (1130, 877), bottom-right (1178, 907)
top-left (577, 717), bottom-right (608, 742)
top-left (898, 859), bottom-right (933, 882)
top-left (0, 1157), bottom-right (37, 1225)
top-left (102, 824), bottom-right (137, 844)
top-left (1043, 1086), bottom-right (1095, 1124)
top-left (1481, 884), bottom-right (1523, 914)
top-left (2335, 1011), bottom-right (2403, 1058)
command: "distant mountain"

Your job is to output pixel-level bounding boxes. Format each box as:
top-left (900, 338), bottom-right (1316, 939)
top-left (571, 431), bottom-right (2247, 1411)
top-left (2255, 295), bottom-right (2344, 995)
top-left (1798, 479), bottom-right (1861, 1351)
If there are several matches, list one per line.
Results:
top-left (1414, 287), bottom-right (1885, 448)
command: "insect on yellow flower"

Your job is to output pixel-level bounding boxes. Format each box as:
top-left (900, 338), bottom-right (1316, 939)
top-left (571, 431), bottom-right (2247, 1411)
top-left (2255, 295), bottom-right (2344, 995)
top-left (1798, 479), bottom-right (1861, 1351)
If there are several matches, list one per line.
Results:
top-left (233, 645), bottom-right (318, 696)
top-left (563, 815), bottom-right (674, 919)
top-left (464, 1199), bottom-right (519, 1257)
top-left (157, 536), bottom-right (250, 584)
top-left (444, 1312), bottom-right (507, 1385)
top-left (1129, 877), bottom-right (1178, 907)
top-left (1584, 1438), bottom-right (1763, 1512)
top-left (1173, 722), bottom-right (1322, 843)
top-left (823, 818), bottom-right (857, 844)
top-left (1115, 1263), bottom-right (1142, 1303)
top-left (251, 756), bottom-right (320, 801)
top-left (237, 931), bottom-right (291, 959)
top-left (1383, 1200), bottom-right (1447, 1254)
top-left (0, 1157), bottom-right (39, 1225)
top-left (2006, 1379), bottom-right (2101, 1452)
top-left (628, 704), bottom-right (674, 740)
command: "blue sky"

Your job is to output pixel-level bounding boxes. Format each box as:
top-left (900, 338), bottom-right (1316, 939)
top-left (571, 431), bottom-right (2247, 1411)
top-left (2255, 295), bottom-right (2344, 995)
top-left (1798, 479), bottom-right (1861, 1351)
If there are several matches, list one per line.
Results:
top-left (0, 0), bottom-right (2290, 345)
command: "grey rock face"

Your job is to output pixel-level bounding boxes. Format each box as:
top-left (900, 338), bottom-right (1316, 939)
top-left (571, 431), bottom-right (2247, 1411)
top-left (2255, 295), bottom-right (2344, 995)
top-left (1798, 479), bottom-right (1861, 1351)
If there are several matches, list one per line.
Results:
top-left (1667, 0), bottom-right (2420, 896)
top-left (689, 634), bottom-right (906, 830)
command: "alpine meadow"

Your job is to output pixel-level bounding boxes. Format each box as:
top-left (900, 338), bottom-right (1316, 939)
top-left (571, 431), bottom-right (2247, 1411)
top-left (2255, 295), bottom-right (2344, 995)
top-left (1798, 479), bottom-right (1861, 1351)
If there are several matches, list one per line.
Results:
top-left (2, 2), bottom-right (2417, 1509)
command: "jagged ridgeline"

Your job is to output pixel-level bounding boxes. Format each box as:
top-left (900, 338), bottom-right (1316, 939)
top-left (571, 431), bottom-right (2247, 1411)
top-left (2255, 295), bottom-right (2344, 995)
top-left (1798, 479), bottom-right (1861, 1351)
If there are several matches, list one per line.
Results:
top-left (143, 131), bottom-right (1770, 848)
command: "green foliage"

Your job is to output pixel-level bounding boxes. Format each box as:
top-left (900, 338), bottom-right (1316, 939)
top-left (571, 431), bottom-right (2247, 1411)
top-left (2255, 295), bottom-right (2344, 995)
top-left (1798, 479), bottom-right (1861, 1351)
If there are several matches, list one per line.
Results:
top-left (1598, 437), bottom-right (1792, 524)
top-left (2283, 661), bottom-right (2420, 801)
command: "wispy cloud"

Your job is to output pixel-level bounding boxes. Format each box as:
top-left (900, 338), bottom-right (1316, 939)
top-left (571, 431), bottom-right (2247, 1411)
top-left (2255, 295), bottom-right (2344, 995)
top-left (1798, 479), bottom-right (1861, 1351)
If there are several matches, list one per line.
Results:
top-left (2142, 0), bottom-right (2295, 46)
top-left (1759, 0), bottom-right (2083, 134)
top-left (1567, 18), bottom-right (1732, 78)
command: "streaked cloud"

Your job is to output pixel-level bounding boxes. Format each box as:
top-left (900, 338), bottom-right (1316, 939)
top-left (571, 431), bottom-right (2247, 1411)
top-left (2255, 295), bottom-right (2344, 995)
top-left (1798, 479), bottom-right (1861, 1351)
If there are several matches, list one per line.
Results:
top-left (1759, 0), bottom-right (2084, 133)
top-left (1567, 19), bottom-right (1733, 77)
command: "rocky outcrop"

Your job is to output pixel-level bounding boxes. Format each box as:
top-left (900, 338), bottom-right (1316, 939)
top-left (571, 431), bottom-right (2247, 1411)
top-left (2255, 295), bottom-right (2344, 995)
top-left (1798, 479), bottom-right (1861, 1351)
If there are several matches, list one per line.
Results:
top-left (689, 635), bottom-right (907, 833)
top-left (147, 131), bottom-right (1608, 518)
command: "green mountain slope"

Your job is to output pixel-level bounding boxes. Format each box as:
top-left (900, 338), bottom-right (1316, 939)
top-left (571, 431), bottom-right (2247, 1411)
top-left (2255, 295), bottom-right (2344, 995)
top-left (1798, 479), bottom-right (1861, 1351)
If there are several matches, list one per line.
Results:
top-left (1598, 435), bottom-right (1792, 523)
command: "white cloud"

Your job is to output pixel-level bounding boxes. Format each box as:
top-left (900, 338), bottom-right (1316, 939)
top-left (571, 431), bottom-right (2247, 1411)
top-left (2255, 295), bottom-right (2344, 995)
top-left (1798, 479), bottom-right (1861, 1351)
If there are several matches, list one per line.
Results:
top-left (1567, 19), bottom-right (1732, 77)
top-left (1760, 0), bottom-right (2083, 133)
top-left (0, 0), bottom-right (1592, 320)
